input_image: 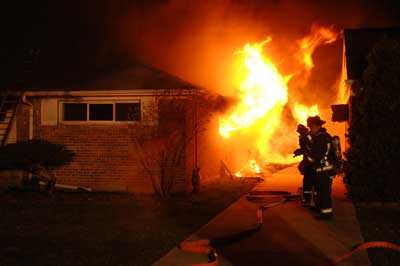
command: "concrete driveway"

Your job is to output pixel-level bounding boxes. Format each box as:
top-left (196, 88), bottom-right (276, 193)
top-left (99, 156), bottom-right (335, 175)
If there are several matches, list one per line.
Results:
top-left (153, 166), bottom-right (370, 266)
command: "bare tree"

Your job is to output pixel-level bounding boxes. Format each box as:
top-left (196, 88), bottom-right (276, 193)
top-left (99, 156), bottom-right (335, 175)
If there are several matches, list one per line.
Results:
top-left (131, 89), bottom-right (230, 197)
top-left (133, 129), bottom-right (185, 197)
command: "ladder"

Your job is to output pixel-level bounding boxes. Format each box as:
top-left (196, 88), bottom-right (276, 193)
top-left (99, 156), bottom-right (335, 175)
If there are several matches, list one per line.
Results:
top-left (0, 48), bottom-right (40, 146)
top-left (0, 92), bottom-right (21, 146)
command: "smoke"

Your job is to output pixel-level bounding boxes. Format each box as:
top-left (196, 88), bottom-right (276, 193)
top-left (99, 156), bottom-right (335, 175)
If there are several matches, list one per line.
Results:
top-left (113, 0), bottom-right (400, 99)
top-left (5, 0), bottom-right (400, 95)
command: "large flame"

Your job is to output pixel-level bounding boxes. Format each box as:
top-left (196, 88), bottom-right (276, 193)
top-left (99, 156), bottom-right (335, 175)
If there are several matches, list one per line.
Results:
top-left (219, 24), bottom-right (339, 173)
top-left (219, 39), bottom-right (288, 139)
top-left (219, 39), bottom-right (293, 167)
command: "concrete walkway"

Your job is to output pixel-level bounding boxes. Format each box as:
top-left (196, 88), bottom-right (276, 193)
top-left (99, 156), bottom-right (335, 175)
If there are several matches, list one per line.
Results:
top-left (153, 167), bottom-right (370, 266)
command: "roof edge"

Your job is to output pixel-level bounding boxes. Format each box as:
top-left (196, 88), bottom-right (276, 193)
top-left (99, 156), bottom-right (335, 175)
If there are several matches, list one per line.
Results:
top-left (24, 88), bottom-right (197, 97)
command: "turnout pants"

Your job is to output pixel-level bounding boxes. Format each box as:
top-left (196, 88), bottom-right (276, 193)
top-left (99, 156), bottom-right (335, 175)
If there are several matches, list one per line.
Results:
top-left (315, 173), bottom-right (333, 214)
top-left (302, 167), bottom-right (314, 203)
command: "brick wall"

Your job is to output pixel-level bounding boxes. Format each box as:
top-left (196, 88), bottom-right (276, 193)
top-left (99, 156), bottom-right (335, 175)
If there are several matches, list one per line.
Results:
top-left (16, 96), bottom-right (194, 194)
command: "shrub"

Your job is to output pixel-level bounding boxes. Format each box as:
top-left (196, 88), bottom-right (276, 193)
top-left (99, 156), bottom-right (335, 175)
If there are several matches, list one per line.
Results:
top-left (346, 37), bottom-right (400, 202)
top-left (0, 139), bottom-right (74, 192)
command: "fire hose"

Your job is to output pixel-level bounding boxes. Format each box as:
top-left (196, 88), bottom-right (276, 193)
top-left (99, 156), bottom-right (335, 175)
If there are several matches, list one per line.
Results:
top-left (178, 191), bottom-right (400, 266)
top-left (321, 241), bottom-right (400, 266)
top-left (178, 191), bottom-right (300, 266)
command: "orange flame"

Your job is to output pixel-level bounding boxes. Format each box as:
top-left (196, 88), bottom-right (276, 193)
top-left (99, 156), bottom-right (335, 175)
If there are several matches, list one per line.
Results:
top-left (336, 44), bottom-right (351, 103)
top-left (292, 103), bottom-right (319, 125)
top-left (297, 25), bottom-right (339, 70)
top-left (219, 24), bottom-right (339, 172)
top-left (249, 159), bottom-right (262, 174)
top-left (219, 39), bottom-right (288, 139)
top-left (219, 39), bottom-right (295, 165)
top-left (235, 159), bottom-right (262, 178)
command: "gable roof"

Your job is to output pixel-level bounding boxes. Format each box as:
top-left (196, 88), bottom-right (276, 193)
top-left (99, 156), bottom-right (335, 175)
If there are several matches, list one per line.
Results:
top-left (344, 27), bottom-right (400, 80)
top-left (3, 59), bottom-right (198, 91)
top-left (83, 64), bottom-right (197, 91)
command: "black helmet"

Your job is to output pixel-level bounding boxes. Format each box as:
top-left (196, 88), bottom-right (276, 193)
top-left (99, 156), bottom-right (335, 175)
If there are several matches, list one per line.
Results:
top-left (306, 115), bottom-right (326, 127)
top-left (296, 124), bottom-right (308, 135)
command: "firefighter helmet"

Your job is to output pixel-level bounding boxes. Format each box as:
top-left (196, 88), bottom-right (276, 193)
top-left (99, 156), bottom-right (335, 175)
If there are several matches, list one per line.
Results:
top-left (307, 115), bottom-right (326, 127)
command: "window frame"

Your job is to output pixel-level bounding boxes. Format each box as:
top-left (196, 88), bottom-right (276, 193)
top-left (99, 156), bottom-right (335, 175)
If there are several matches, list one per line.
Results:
top-left (115, 102), bottom-right (141, 122)
top-left (88, 103), bottom-right (114, 122)
top-left (59, 99), bottom-right (142, 124)
top-left (62, 102), bottom-right (88, 122)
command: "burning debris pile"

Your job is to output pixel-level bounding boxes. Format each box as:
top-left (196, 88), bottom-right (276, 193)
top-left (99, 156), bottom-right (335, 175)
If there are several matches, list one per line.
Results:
top-left (217, 24), bottom-right (339, 176)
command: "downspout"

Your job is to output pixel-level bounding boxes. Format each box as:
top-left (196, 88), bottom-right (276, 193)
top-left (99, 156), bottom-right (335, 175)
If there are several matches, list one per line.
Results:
top-left (21, 93), bottom-right (34, 140)
top-left (194, 88), bottom-right (198, 169)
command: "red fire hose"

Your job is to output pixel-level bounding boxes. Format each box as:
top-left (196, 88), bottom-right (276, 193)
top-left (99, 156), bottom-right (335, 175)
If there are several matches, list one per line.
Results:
top-left (323, 241), bottom-right (400, 266)
top-left (180, 240), bottom-right (400, 266)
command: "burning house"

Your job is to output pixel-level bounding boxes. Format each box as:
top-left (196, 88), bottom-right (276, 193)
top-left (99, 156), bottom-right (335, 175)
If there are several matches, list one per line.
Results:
top-left (0, 62), bottom-right (199, 193)
top-left (2, 24), bottom-right (381, 193)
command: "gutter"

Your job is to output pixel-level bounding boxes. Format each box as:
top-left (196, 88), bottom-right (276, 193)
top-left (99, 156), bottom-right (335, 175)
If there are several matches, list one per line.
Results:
top-left (23, 88), bottom-right (198, 97)
top-left (21, 93), bottom-right (34, 140)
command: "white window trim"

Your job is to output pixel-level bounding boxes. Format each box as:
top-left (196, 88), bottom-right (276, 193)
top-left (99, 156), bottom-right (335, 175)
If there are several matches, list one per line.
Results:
top-left (59, 99), bottom-right (141, 124)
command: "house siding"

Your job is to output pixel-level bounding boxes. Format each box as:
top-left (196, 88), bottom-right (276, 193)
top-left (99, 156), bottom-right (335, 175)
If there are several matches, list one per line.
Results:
top-left (16, 95), bottom-right (193, 194)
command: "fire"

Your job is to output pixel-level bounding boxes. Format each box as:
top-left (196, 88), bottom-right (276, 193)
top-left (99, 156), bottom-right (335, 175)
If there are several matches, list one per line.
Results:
top-left (249, 159), bottom-right (262, 174)
top-left (235, 159), bottom-right (262, 178)
top-left (297, 24), bottom-right (339, 70)
top-left (292, 103), bottom-right (319, 125)
top-left (336, 44), bottom-right (350, 103)
top-left (219, 39), bottom-right (288, 139)
top-left (219, 39), bottom-right (294, 167)
top-left (218, 24), bottom-right (340, 173)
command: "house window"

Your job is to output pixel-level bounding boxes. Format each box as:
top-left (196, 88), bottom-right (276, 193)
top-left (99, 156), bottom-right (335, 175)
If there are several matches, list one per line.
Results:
top-left (61, 101), bottom-right (141, 123)
top-left (89, 104), bottom-right (113, 121)
top-left (116, 103), bottom-right (141, 121)
top-left (63, 103), bottom-right (87, 121)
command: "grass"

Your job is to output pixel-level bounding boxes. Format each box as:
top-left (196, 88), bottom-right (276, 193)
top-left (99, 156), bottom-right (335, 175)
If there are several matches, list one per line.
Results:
top-left (355, 205), bottom-right (400, 266)
top-left (0, 179), bottom-right (256, 266)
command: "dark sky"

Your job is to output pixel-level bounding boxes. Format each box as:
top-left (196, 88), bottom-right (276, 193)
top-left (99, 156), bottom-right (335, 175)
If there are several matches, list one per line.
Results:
top-left (4, 1), bottom-right (400, 57)
top-left (2, 0), bottom-right (400, 92)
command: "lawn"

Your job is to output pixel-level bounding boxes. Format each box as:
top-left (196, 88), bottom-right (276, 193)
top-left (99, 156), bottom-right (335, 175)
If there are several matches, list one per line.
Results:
top-left (355, 205), bottom-right (400, 266)
top-left (0, 179), bottom-right (256, 266)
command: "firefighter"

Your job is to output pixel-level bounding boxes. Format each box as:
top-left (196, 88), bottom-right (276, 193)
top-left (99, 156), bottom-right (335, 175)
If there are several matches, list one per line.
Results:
top-left (293, 124), bottom-right (314, 206)
top-left (306, 116), bottom-right (335, 219)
